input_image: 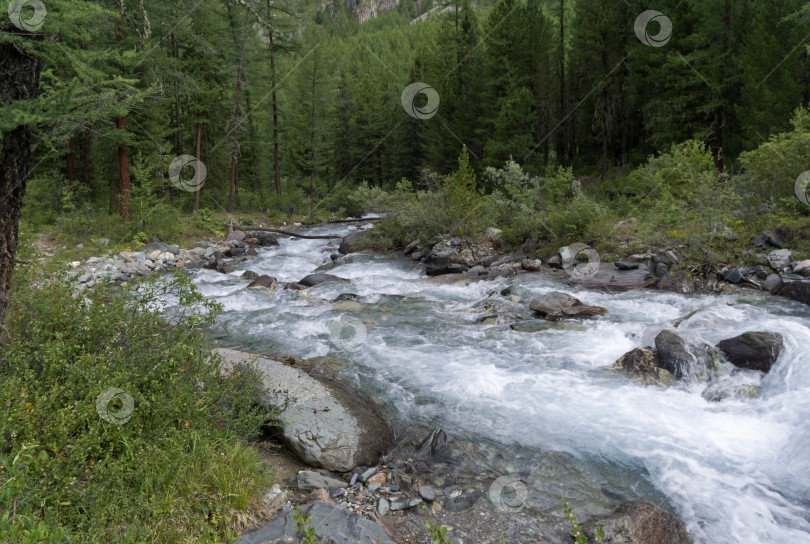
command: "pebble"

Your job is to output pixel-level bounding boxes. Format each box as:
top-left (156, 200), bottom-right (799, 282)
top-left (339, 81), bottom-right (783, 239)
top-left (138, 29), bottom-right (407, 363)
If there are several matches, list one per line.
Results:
top-left (359, 467), bottom-right (377, 482)
top-left (377, 498), bottom-right (390, 516)
top-left (390, 497), bottom-right (421, 511)
top-left (367, 483), bottom-right (381, 493)
top-left (419, 485), bottom-right (436, 502)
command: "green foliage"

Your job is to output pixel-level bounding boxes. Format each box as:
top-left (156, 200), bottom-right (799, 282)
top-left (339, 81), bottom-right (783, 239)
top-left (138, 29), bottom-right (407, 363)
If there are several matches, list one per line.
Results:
top-left (293, 506), bottom-right (317, 544)
top-left (563, 498), bottom-right (605, 544)
top-left (0, 271), bottom-right (273, 542)
top-left (420, 504), bottom-right (452, 544)
top-left (194, 208), bottom-right (228, 237)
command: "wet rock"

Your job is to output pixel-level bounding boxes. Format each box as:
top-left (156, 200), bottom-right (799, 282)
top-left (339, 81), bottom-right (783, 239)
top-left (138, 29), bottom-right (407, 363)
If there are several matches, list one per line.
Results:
top-left (411, 251), bottom-right (424, 261)
top-left (403, 239), bottom-right (421, 255)
top-left (235, 501), bottom-right (395, 544)
top-left (340, 230), bottom-right (372, 254)
top-left (546, 254), bottom-right (562, 269)
top-left (359, 467), bottom-right (377, 482)
top-left (246, 275), bottom-right (276, 290)
top-left (777, 276), bottom-right (810, 306)
top-left (216, 349), bottom-right (393, 472)
top-left (655, 330), bottom-right (701, 380)
top-left (763, 230), bottom-right (784, 248)
top-left (332, 301), bottom-right (363, 311)
top-left (655, 262), bottom-right (669, 277)
top-left (297, 470), bottom-right (347, 491)
top-left (529, 292), bottom-right (608, 321)
top-left (299, 273), bottom-right (350, 287)
top-left (582, 500), bottom-right (692, 544)
top-left (418, 485), bottom-right (436, 502)
top-left (716, 331), bottom-right (783, 373)
top-left (218, 266), bottom-right (235, 274)
top-left (521, 258), bottom-right (543, 272)
top-left (658, 270), bottom-right (696, 294)
top-left (228, 230), bottom-right (246, 242)
top-left (243, 237), bottom-right (259, 245)
top-left (614, 347), bottom-right (673, 387)
top-left (509, 320), bottom-right (587, 332)
top-left (246, 231), bottom-right (279, 246)
top-left (614, 261), bottom-right (639, 270)
top-left (241, 270), bottom-right (260, 281)
top-left (702, 383), bottom-right (760, 402)
top-left (417, 428), bottom-right (448, 458)
top-left (720, 268), bottom-right (743, 284)
top-left (425, 244), bottom-right (468, 276)
top-left (767, 249), bottom-right (792, 271)
top-left (763, 274), bottom-right (783, 294)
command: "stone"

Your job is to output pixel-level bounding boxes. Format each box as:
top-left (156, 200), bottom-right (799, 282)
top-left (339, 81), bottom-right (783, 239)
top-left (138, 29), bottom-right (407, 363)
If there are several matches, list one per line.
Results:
top-left (657, 270), bottom-right (696, 294)
top-left (485, 227), bottom-right (502, 238)
top-left (390, 497), bottom-right (421, 511)
top-left (509, 320), bottom-right (587, 333)
top-left (246, 275), bottom-right (277, 290)
top-left (614, 261), bottom-right (639, 270)
top-left (403, 239), bottom-right (421, 255)
top-left (582, 500), bottom-right (691, 544)
top-left (244, 237), bottom-right (259, 245)
top-left (367, 472), bottom-right (386, 486)
top-left (614, 347), bottom-right (673, 387)
top-left (359, 467), bottom-right (377, 482)
top-left (216, 349), bottom-right (393, 472)
top-left (297, 470), bottom-right (347, 491)
top-left (69, 261), bottom-right (81, 269)
top-left (340, 230), bottom-right (372, 254)
top-left (235, 501), bottom-right (395, 544)
top-left (777, 276), bottom-right (810, 306)
top-left (763, 274), bottom-right (783, 294)
top-left (655, 330), bottom-right (702, 380)
top-left (425, 244), bottom-right (468, 276)
top-left (86, 257), bottom-right (101, 264)
top-left (665, 250), bottom-right (679, 263)
top-left (142, 242), bottom-right (179, 254)
top-left (792, 260), bottom-right (810, 274)
top-left (241, 270), bottom-right (260, 281)
top-left (299, 273), bottom-right (350, 287)
top-left (716, 332), bottom-right (783, 373)
top-left (246, 231), bottom-right (279, 246)
top-left (546, 254), bottom-right (562, 269)
top-left (521, 259), bottom-right (543, 272)
top-left (410, 251), bottom-right (424, 261)
top-left (227, 230), bottom-right (246, 241)
top-left (377, 498), bottom-right (390, 516)
top-left (764, 230), bottom-right (784, 247)
top-left (75, 243), bottom-right (84, 249)
top-left (720, 268), bottom-right (743, 284)
top-left (529, 292), bottom-right (608, 321)
top-left (655, 262), bottom-right (669, 277)
top-left (418, 485), bottom-right (436, 502)
top-left (767, 249), bottom-right (792, 271)
top-left (148, 250), bottom-right (162, 260)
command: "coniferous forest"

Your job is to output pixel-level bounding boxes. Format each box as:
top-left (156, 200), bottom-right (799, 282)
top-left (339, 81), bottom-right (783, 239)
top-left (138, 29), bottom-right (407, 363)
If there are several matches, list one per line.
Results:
top-left (2, 0), bottom-right (810, 542)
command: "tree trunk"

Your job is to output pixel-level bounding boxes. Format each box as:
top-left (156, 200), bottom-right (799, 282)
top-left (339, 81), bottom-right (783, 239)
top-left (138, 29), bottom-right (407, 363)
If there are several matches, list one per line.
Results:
top-left (194, 122), bottom-right (202, 213)
top-left (245, 89), bottom-right (265, 212)
top-left (557, 0), bottom-right (566, 161)
top-left (65, 138), bottom-right (75, 188)
top-left (0, 35), bottom-right (41, 329)
top-left (83, 129), bottom-right (91, 188)
top-left (228, 9), bottom-right (250, 213)
top-left (117, 116), bottom-right (131, 219)
top-left (713, 0), bottom-right (731, 171)
top-left (267, 0), bottom-right (282, 198)
top-left (171, 33), bottom-right (182, 198)
top-left (310, 50), bottom-right (317, 221)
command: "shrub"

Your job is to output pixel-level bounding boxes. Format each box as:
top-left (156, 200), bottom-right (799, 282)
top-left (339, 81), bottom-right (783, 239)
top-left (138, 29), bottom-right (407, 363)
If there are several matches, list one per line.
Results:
top-left (0, 271), bottom-right (273, 542)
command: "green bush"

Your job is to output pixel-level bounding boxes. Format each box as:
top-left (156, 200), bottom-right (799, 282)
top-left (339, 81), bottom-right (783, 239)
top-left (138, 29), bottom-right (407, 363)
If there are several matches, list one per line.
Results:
top-left (0, 271), bottom-right (273, 543)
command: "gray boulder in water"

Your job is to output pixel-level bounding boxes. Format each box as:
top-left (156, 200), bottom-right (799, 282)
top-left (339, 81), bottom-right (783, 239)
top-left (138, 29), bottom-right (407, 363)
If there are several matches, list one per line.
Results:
top-left (583, 500), bottom-right (692, 544)
top-left (299, 273), bottom-right (350, 287)
top-left (529, 291), bottom-right (607, 321)
top-left (716, 331), bottom-right (783, 373)
top-left (215, 349), bottom-right (392, 472)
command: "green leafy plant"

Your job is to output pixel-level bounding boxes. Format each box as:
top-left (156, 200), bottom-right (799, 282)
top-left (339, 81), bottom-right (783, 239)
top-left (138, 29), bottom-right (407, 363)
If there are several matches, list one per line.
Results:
top-left (420, 503), bottom-right (452, 544)
top-left (563, 497), bottom-right (605, 544)
top-left (294, 506), bottom-right (317, 544)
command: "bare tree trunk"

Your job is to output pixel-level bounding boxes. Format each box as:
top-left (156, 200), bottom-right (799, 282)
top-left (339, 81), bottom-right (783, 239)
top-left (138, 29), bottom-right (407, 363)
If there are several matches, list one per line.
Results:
top-left (194, 122), bottom-right (202, 213)
top-left (171, 33), bottom-right (182, 198)
top-left (228, 9), bottom-right (250, 213)
top-left (66, 138), bottom-right (75, 188)
top-left (83, 129), bottom-right (91, 188)
top-left (267, 0), bottom-right (281, 198)
top-left (557, 0), bottom-right (566, 161)
top-left (117, 116), bottom-right (131, 219)
top-left (309, 51), bottom-right (317, 221)
top-left (0, 33), bottom-right (41, 329)
top-left (245, 89), bottom-right (265, 212)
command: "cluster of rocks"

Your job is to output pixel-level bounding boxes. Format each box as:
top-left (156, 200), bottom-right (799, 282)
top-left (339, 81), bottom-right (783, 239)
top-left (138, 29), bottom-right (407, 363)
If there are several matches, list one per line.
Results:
top-left (400, 230), bottom-right (504, 276)
top-left (615, 329), bottom-right (783, 399)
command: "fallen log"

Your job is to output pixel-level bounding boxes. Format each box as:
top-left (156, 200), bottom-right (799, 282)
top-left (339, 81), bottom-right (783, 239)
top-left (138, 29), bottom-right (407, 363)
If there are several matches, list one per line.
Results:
top-left (232, 224), bottom-right (342, 239)
top-left (328, 217), bottom-right (382, 224)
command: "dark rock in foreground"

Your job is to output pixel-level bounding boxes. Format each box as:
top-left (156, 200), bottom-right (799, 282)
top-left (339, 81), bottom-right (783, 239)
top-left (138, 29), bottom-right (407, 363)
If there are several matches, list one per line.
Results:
top-left (235, 501), bottom-right (394, 544)
top-left (654, 330), bottom-right (702, 380)
top-left (614, 346), bottom-right (673, 387)
top-left (777, 276), bottom-right (810, 306)
top-left (583, 500), bottom-right (692, 544)
top-left (717, 331), bottom-right (783, 373)
top-left (529, 291), bottom-right (607, 321)
top-left (216, 349), bottom-right (392, 472)
top-left (246, 274), bottom-right (277, 290)
top-left (299, 273), bottom-right (350, 287)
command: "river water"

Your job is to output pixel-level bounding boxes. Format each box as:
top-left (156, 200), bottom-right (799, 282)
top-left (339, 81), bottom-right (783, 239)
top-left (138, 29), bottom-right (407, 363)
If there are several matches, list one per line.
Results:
top-left (175, 222), bottom-right (810, 543)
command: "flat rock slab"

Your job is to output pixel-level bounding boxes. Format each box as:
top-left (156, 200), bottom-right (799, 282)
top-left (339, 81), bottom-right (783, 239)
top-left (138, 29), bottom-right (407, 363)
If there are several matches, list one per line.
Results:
top-left (529, 291), bottom-right (608, 321)
top-left (568, 263), bottom-right (657, 293)
top-left (215, 349), bottom-right (392, 472)
top-left (235, 501), bottom-right (395, 544)
top-left (299, 273), bottom-right (350, 287)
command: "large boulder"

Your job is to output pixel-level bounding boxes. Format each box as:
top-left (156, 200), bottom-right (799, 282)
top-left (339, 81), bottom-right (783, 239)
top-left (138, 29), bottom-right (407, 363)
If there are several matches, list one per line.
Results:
top-left (657, 270), bottom-right (696, 294)
top-left (529, 292), bottom-right (608, 321)
top-left (614, 347), bottom-right (674, 387)
top-left (777, 276), bottom-right (810, 306)
top-left (424, 244), bottom-right (468, 276)
top-left (246, 231), bottom-right (280, 246)
top-left (339, 230), bottom-right (372, 254)
top-left (235, 501), bottom-right (395, 544)
top-left (653, 330), bottom-right (714, 381)
top-left (767, 249), bottom-right (792, 272)
top-left (582, 500), bottom-right (692, 544)
top-left (716, 331), bottom-right (783, 372)
top-left (299, 273), bottom-right (350, 287)
top-left (216, 349), bottom-right (393, 472)
top-left (246, 275), bottom-right (277, 291)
